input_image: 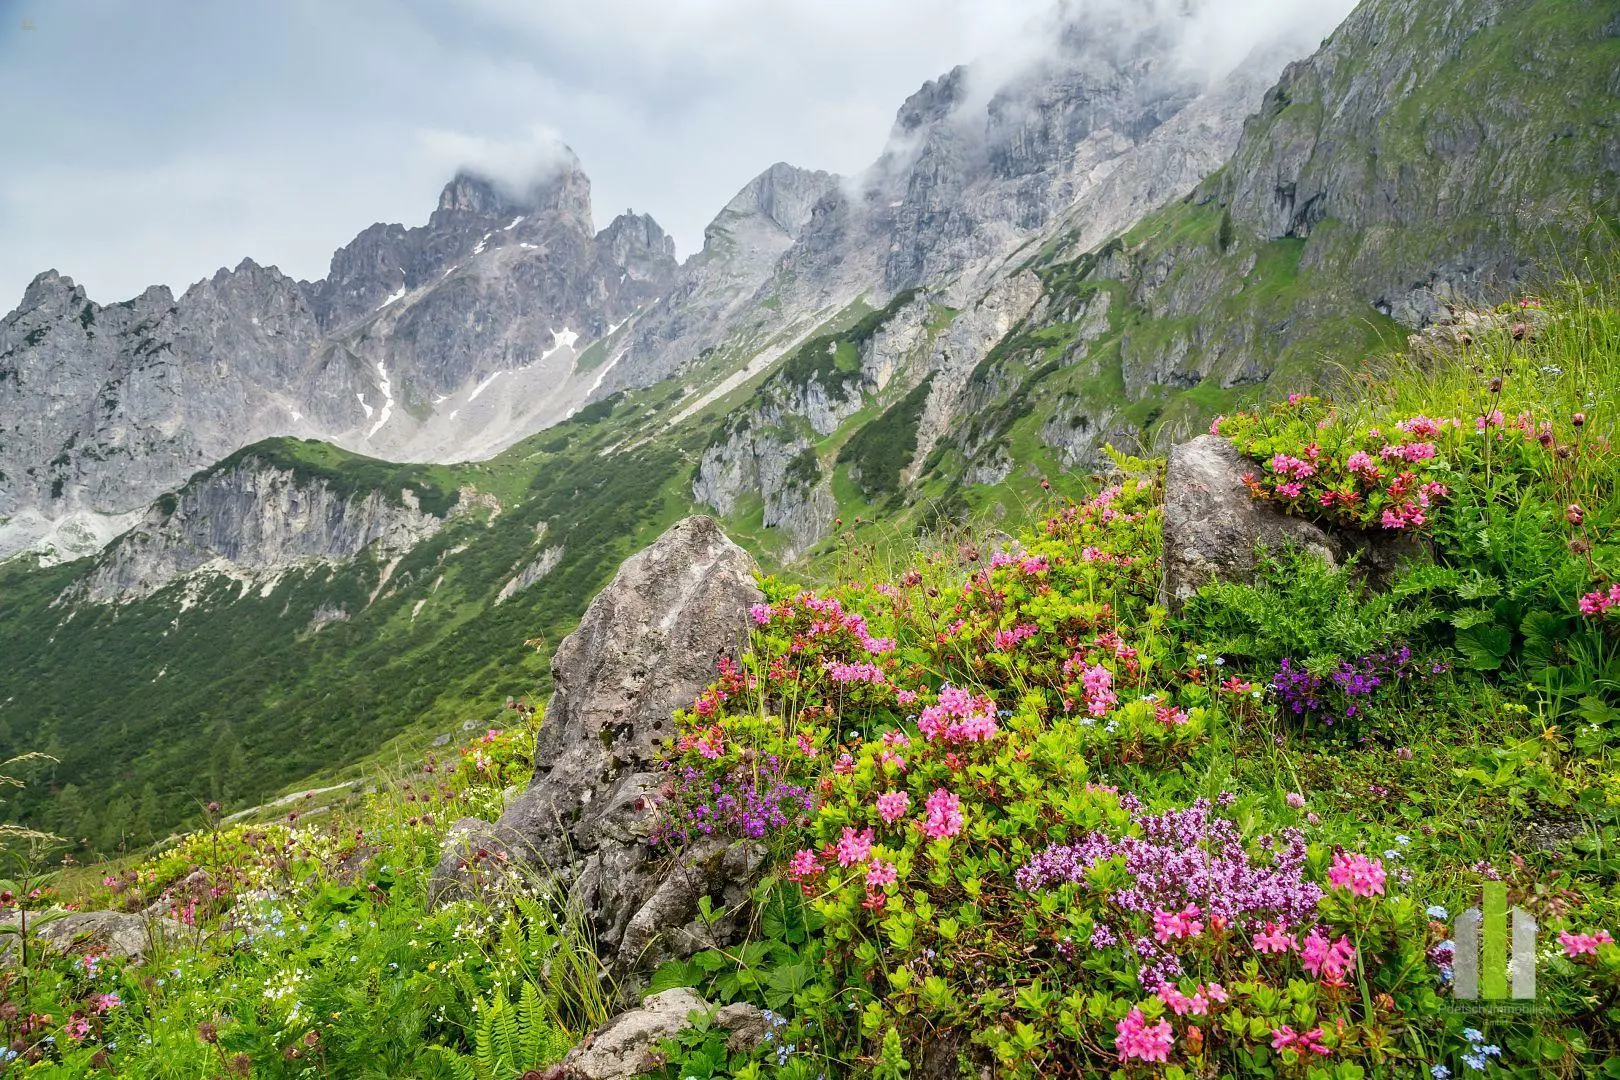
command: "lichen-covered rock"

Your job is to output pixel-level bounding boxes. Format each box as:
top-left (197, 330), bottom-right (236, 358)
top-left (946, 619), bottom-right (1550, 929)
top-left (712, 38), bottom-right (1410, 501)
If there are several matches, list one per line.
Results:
top-left (561, 989), bottom-right (765, 1080)
top-left (562, 988), bottom-right (705, 1080)
top-left (430, 516), bottom-right (764, 988)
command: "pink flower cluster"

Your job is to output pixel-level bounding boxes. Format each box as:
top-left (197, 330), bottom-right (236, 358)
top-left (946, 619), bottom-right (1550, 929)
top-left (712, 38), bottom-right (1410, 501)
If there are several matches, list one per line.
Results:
top-left (865, 859), bottom-right (898, 889)
top-left (824, 660), bottom-right (888, 685)
top-left (1271, 1025), bottom-right (1330, 1056)
top-left (1345, 450), bottom-right (1380, 478)
top-left (1558, 929), bottom-right (1614, 957)
top-left (781, 591), bottom-right (898, 654)
top-left (1378, 475), bottom-right (1448, 530)
top-left (1062, 659), bottom-right (1117, 717)
top-left (1115, 1008), bottom-right (1174, 1063)
top-left (1379, 441), bottom-right (1436, 462)
top-left (1327, 851), bottom-right (1387, 897)
top-left (1079, 544), bottom-right (1131, 565)
top-left (836, 826), bottom-right (874, 867)
top-left (875, 791), bottom-right (911, 824)
top-left (1395, 415), bottom-right (1454, 438)
top-left (1578, 583), bottom-right (1620, 618)
top-left (1252, 921), bottom-right (1294, 953)
top-left (1301, 928), bottom-right (1357, 981)
top-left (993, 623), bottom-right (1037, 651)
top-left (918, 686), bottom-right (1000, 744)
top-left (922, 788), bottom-right (964, 840)
top-left (1155, 979), bottom-right (1227, 1016)
top-left (1153, 903), bottom-right (1204, 942)
top-left (1154, 703), bottom-right (1190, 726)
top-left (1269, 453), bottom-right (1318, 481)
top-left (678, 726), bottom-right (726, 759)
top-left (786, 849), bottom-right (820, 882)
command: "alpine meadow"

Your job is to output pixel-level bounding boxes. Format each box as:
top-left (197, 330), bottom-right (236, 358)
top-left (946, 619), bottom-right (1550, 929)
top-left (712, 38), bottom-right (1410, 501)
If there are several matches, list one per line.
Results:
top-left (1, 0), bottom-right (1618, 1077)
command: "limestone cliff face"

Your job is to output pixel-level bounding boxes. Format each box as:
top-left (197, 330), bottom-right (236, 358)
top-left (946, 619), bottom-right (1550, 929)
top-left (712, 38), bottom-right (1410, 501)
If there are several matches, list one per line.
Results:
top-left (0, 159), bottom-right (677, 559)
top-left (75, 457), bottom-right (447, 603)
top-left (600, 3), bottom-right (1313, 405)
top-left (0, 262), bottom-right (327, 555)
top-left (690, 273), bottom-right (1046, 552)
top-left (1211, 0), bottom-right (1619, 325)
top-left (939, 0), bottom-right (1620, 477)
top-left (595, 162), bottom-right (839, 394)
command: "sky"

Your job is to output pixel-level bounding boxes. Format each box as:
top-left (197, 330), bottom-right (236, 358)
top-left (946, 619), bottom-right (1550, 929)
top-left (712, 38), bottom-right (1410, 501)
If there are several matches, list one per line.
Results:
top-left (0, 0), bottom-right (1354, 308)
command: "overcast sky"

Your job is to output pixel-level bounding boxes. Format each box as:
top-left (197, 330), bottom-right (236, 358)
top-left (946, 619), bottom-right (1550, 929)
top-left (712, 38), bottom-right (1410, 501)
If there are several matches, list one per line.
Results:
top-left (0, 0), bottom-right (1353, 308)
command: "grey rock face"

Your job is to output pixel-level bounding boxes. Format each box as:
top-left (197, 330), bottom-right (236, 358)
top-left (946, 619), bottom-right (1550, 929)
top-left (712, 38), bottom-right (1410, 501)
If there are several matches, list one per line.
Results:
top-left (1214, 0), bottom-right (1618, 323)
top-left (0, 910), bottom-right (181, 963)
top-left (305, 165), bottom-right (598, 331)
top-left (0, 263), bottom-right (326, 538)
top-left (431, 516), bottom-right (764, 986)
top-left (74, 455), bottom-right (446, 603)
top-left (0, 156), bottom-right (679, 561)
top-left (494, 545), bottom-right (566, 604)
top-left (598, 162), bottom-right (839, 395)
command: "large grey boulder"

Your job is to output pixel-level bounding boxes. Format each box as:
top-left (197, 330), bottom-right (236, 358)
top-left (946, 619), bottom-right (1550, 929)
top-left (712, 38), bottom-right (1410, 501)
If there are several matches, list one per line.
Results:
top-left (1159, 434), bottom-right (1419, 610)
top-left (431, 515), bottom-right (764, 986)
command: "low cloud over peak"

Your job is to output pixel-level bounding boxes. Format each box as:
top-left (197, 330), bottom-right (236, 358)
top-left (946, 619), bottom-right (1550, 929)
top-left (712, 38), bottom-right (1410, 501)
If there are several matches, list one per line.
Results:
top-left (0, 0), bottom-right (1352, 307)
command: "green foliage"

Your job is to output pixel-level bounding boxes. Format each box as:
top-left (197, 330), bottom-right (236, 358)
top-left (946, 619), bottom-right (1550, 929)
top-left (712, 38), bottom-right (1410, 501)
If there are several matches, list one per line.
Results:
top-left (0, 721), bottom-right (610, 1076)
top-left (777, 290), bottom-right (917, 394)
top-left (836, 377), bottom-right (932, 500)
top-left (0, 411), bottom-right (692, 850)
top-left (436, 984), bottom-right (571, 1079)
top-left (645, 282), bottom-right (1620, 1078)
top-left (1210, 284), bottom-right (1620, 727)
top-left (1182, 546), bottom-right (1446, 671)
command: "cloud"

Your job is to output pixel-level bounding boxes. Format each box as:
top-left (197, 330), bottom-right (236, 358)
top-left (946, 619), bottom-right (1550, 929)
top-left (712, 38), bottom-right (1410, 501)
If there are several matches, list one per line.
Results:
top-left (0, 0), bottom-right (1355, 308)
top-left (415, 125), bottom-right (578, 197)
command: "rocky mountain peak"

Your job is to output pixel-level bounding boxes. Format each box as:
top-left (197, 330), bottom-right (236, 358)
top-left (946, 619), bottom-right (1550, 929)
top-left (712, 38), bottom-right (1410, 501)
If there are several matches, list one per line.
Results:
top-left (597, 211), bottom-right (677, 262)
top-left (431, 153), bottom-right (593, 231)
top-left (894, 66), bottom-right (970, 136)
top-left (17, 269), bottom-right (87, 312)
top-left (434, 172), bottom-right (510, 216)
top-left (738, 163), bottom-right (835, 241)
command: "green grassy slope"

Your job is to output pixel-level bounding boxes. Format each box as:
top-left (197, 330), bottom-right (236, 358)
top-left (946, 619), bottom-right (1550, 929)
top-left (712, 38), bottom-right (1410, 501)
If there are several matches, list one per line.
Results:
top-left (0, 394), bottom-right (702, 850)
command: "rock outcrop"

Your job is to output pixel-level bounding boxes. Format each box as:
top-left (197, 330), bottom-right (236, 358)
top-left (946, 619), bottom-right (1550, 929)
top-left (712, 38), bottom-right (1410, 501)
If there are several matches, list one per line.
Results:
top-left (76, 453), bottom-right (446, 603)
top-left (1159, 435), bottom-right (1339, 609)
top-left (1159, 434), bottom-right (1420, 610)
top-left (431, 516), bottom-right (764, 987)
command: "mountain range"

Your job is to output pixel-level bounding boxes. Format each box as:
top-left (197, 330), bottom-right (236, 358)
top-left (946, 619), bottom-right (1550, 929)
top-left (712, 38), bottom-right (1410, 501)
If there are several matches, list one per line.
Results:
top-left (1, 0), bottom-right (1614, 848)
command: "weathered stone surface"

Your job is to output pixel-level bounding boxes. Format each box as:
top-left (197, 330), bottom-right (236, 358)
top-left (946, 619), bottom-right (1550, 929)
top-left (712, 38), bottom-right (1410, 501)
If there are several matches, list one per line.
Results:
top-left (1160, 434), bottom-right (1423, 610)
top-left (561, 989), bottom-right (765, 1080)
top-left (0, 910), bottom-right (181, 963)
top-left (1159, 435), bottom-right (1343, 610)
top-left (562, 988), bottom-right (705, 1080)
top-left (430, 516), bottom-right (764, 986)
top-left (73, 456), bottom-right (446, 603)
